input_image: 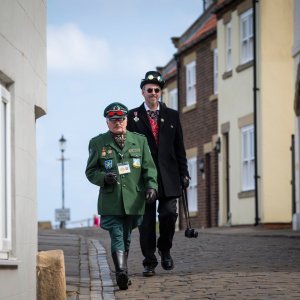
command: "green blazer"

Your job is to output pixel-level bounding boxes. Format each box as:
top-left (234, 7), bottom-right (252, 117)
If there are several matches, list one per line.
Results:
top-left (85, 130), bottom-right (158, 215)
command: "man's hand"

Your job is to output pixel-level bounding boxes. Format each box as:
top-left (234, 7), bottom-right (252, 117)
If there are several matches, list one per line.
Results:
top-left (104, 172), bottom-right (117, 185)
top-left (145, 188), bottom-right (157, 204)
top-left (181, 175), bottom-right (190, 189)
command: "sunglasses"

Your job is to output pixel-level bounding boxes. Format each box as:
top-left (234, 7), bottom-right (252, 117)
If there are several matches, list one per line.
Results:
top-left (146, 88), bottom-right (161, 94)
top-left (109, 117), bottom-right (126, 123)
top-left (107, 110), bottom-right (126, 117)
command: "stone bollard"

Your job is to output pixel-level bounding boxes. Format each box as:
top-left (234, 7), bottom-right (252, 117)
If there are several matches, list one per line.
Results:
top-left (37, 249), bottom-right (66, 300)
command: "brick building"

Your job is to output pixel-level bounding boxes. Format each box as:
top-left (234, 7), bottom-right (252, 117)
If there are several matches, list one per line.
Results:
top-left (160, 2), bottom-right (219, 229)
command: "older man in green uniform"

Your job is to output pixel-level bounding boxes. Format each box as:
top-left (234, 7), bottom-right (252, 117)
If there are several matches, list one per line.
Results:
top-left (85, 102), bottom-right (157, 290)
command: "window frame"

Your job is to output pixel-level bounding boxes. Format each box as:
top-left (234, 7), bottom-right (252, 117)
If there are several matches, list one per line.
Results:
top-left (226, 22), bottom-right (232, 71)
top-left (185, 60), bottom-right (196, 106)
top-left (168, 88), bottom-right (178, 111)
top-left (0, 84), bottom-right (12, 259)
top-left (240, 8), bottom-right (253, 64)
top-left (213, 48), bottom-right (218, 95)
top-left (187, 156), bottom-right (198, 213)
top-left (241, 124), bottom-right (254, 191)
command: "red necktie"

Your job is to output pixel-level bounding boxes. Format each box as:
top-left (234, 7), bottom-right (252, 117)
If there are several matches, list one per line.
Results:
top-left (147, 110), bottom-right (159, 144)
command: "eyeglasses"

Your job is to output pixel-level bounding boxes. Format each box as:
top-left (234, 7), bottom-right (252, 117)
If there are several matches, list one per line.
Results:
top-left (146, 88), bottom-right (161, 94)
top-left (107, 110), bottom-right (126, 117)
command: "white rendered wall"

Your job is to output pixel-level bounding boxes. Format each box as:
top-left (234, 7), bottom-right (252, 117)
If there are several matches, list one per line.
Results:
top-left (0, 0), bottom-right (47, 299)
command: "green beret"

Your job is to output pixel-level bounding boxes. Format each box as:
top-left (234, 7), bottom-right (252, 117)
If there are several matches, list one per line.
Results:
top-left (103, 102), bottom-right (128, 119)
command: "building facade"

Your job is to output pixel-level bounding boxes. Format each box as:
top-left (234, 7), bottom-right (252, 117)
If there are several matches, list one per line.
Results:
top-left (216, 0), bottom-right (294, 227)
top-left (169, 3), bottom-right (219, 229)
top-left (0, 0), bottom-right (47, 299)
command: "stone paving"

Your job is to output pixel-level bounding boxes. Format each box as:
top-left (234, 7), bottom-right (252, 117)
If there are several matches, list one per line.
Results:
top-left (38, 227), bottom-right (300, 300)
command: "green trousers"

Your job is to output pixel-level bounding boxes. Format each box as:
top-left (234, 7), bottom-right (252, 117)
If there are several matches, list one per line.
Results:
top-left (100, 215), bottom-right (142, 253)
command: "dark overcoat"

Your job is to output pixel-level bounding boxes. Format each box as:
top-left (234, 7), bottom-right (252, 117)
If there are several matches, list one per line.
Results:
top-left (127, 102), bottom-right (189, 198)
top-left (85, 130), bottom-right (158, 215)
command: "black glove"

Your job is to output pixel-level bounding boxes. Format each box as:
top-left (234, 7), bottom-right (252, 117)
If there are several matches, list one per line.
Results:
top-left (181, 175), bottom-right (190, 189)
top-left (145, 188), bottom-right (157, 204)
top-left (104, 172), bottom-right (117, 185)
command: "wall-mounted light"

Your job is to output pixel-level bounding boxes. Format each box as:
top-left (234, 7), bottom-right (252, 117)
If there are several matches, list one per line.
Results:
top-left (199, 158), bottom-right (205, 173)
top-left (214, 137), bottom-right (221, 153)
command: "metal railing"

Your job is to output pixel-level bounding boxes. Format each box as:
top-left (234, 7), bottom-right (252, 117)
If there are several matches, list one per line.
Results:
top-left (54, 218), bottom-right (94, 229)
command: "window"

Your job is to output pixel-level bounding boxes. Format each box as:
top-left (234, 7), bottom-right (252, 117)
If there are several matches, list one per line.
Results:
top-left (226, 22), bottom-right (232, 71)
top-left (0, 84), bottom-right (12, 259)
top-left (240, 9), bottom-right (253, 64)
top-left (185, 61), bottom-right (196, 106)
top-left (213, 48), bottom-right (218, 95)
top-left (168, 88), bottom-right (178, 111)
top-left (187, 157), bottom-right (198, 213)
top-left (241, 125), bottom-right (254, 191)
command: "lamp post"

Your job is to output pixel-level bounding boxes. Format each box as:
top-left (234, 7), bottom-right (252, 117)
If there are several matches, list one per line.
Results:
top-left (59, 135), bottom-right (66, 229)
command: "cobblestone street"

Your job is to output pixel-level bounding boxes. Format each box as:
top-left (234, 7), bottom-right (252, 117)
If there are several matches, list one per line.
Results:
top-left (39, 227), bottom-right (300, 299)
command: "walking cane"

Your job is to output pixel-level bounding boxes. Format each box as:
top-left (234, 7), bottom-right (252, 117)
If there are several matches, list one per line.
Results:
top-left (182, 188), bottom-right (198, 238)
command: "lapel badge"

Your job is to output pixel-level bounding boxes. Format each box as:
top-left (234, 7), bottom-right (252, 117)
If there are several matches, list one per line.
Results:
top-left (133, 111), bottom-right (139, 122)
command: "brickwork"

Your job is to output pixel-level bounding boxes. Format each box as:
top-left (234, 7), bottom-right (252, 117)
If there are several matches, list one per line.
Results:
top-left (178, 32), bottom-right (219, 229)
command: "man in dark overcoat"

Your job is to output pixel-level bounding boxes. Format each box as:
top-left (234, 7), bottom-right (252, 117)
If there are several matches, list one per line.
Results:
top-left (86, 102), bottom-right (158, 289)
top-left (127, 71), bottom-right (190, 277)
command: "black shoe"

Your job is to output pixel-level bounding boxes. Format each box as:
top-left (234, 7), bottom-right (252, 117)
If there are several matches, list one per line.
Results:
top-left (142, 266), bottom-right (155, 277)
top-left (116, 271), bottom-right (129, 290)
top-left (158, 250), bottom-right (174, 270)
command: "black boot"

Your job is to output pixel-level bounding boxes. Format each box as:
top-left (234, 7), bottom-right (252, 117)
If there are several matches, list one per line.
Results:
top-left (124, 251), bottom-right (132, 286)
top-left (112, 250), bottom-right (128, 290)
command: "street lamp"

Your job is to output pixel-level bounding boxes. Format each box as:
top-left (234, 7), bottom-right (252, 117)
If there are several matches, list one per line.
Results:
top-left (59, 135), bottom-right (66, 228)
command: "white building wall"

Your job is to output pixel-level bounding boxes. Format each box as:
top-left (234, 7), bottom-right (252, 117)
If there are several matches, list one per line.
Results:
top-left (218, 9), bottom-right (255, 226)
top-left (0, 0), bottom-right (47, 299)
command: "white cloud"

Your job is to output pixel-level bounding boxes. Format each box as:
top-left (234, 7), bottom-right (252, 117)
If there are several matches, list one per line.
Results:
top-left (112, 45), bottom-right (170, 78)
top-left (47, 23), bottom-right (111, 72)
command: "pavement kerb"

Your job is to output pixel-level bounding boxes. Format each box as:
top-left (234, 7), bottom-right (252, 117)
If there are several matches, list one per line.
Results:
top-left (88, 239), bottom-right (115, 300)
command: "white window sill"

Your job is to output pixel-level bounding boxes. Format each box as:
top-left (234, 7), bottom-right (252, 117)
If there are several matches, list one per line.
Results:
top-left (0, 259), bottom-right (19, 268)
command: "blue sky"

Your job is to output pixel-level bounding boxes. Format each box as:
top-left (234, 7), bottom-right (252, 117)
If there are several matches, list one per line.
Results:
top-left (37, 0), bottom-right (203, 227)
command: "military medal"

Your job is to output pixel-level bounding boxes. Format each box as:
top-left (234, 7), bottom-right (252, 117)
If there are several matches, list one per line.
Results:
top-left (133, 111), bottom-right (139, 122)
top-left (107, 148), bottom-right (112, 155)
top-left (101, 147), bottom-right (107, 157)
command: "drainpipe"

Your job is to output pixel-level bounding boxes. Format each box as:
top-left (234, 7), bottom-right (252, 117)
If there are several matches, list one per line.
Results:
top-left (253, 0), bottom-right (260, 226)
